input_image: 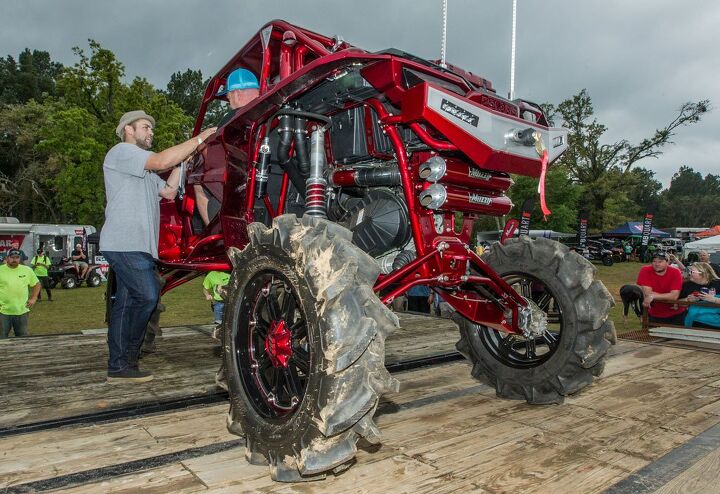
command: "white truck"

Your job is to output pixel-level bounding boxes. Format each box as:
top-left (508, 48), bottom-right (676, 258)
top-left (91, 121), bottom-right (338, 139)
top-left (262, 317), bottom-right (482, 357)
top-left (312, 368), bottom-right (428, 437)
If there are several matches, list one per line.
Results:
top-left (0, 217), bottom-right (100, 267)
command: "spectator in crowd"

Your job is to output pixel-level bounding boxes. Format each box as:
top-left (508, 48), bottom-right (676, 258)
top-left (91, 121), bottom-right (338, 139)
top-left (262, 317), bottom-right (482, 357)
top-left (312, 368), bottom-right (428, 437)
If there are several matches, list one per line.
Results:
top-left (636, 251), bottom-right (686, 325)
top-left (698, 250), bottom-right (720, 277)
top-left (406, 284), bottom-right (433, 313)
top-left (679, 262), bottom-right (720, 328)
top-left (667, 250), bottom-right (683, 271)
top-left (670, 250), bottom-right (720, 278)
top-left (680, 262), bottom-right (720, 300)
top-left (1, 241), bottom-right (28, 264)
top-left (204, 270), bottom-right (230, 392)
top-left (619, 284), bottom-right (644, 326)
top-left (203, 270), bottom-right (230, 325)
top-left (433, 290), bottom-right (456, 319)
top-left (71, 243), bottom-right (90, 280)
top-left (0, 249), bottom-right (40, 338)
top-left (622, 240), bottom-right (633, 262)
top-left (31, 247), bottom-right (52, 301)
top-left (391, 294), bottom-right (407, 313)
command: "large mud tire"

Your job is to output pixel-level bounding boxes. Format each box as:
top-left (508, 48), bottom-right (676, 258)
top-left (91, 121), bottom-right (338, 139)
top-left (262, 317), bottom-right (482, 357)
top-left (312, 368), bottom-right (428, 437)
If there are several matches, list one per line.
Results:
top-left (223, 215), bottom-right (399, 481)
top-left (456, 236), bottom-right (616, 404)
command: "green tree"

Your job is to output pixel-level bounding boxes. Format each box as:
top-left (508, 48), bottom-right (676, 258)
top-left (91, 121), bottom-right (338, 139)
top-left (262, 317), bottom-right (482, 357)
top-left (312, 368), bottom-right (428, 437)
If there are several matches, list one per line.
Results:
top-left (0, 49), bottom-right (63, 105)
top-left (0, 101), bottom-right (58, 221)
top-left (507, 165), bottom-right (582, 233)
top-left (56, 40), bottom-right (125, 123)
top-left (625, 167), bottom-right (662, 215)
top-left (655, 166), bottom-right (720, 227)
top-left (546, 89), bottom-right (708, 230)
top-left (165, 68), bottom-right (206, 117)
top-left (36, 106), bottom-right (106, 224)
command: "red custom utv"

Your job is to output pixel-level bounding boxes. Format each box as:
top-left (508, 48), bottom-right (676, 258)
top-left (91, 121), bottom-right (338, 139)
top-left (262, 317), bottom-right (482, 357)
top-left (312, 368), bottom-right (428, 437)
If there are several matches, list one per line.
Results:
top-left (155, 20), bottom-right (615, 481)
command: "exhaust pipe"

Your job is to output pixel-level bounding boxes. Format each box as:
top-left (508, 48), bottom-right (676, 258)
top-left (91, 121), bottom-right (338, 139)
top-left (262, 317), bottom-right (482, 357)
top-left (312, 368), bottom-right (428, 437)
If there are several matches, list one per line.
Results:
top-left (419, 183), bottom-right (513, 216)
top-left (419, 156), bottom-right (513, 192)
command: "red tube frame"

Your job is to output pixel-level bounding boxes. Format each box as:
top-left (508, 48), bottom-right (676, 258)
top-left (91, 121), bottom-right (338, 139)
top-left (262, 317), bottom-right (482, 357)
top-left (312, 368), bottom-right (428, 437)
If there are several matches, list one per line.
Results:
top-left (364, 98), bottom-right (526, 333)
top-left (366, 99), bottom-right (426, 257)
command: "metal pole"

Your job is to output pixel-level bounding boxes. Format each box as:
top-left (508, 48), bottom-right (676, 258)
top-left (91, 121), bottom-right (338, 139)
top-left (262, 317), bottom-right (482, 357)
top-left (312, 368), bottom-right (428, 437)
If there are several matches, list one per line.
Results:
top-left (510, 0), bottom-right (517, 99)
top-left (440, 0), bottom-right (448, 68)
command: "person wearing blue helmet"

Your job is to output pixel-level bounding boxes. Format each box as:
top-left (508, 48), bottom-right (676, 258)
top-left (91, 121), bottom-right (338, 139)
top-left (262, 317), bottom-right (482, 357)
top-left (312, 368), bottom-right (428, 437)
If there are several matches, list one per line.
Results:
top-left (194, 68), bottom-right (261, 226)
top-left (216, 68), bottom-right (260, 126)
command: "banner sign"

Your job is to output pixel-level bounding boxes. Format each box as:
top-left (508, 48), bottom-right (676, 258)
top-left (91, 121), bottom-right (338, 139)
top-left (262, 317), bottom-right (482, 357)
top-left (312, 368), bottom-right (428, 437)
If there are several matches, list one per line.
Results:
top-left (640, 212), bottom-right (654, 247)
top-left (500, 218), bottom-right (519, 245)
top-left (94, 255), bottom-right (110, 276)
top-left (577, 210), bottom-right (589, 249)
top-left (518, 198), bottom-right (534, 237)
top-left (0, 234), bottom-right (26, 252)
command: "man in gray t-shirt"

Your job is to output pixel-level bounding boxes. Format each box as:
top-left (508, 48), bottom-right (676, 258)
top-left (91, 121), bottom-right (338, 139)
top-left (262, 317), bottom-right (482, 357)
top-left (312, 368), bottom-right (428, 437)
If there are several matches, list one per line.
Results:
top-left (102, 109), bottom-right (216, 383)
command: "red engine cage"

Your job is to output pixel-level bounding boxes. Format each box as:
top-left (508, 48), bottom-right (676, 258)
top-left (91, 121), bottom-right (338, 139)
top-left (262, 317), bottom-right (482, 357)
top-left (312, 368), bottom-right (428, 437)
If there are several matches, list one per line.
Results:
top-left (157, 20), bottom-right (570, 335)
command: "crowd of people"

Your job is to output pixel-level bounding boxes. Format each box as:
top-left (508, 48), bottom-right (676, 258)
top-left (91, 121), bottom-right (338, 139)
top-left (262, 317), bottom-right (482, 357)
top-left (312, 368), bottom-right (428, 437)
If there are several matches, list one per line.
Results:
top-left (623, 249), bottom-right (720, 329)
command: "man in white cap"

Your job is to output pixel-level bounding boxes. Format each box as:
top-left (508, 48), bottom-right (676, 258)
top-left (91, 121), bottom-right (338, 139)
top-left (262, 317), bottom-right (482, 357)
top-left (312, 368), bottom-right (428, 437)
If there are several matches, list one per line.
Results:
top-left (101, 110), bottom-right (216, 383)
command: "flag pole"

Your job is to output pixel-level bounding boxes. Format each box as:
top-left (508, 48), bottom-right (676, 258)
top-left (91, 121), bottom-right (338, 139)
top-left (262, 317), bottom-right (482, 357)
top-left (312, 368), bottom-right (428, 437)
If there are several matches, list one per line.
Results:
top-left (440, 0), bottom-right (448, 68)
top-left (509, 0), bottom-right (517, 99)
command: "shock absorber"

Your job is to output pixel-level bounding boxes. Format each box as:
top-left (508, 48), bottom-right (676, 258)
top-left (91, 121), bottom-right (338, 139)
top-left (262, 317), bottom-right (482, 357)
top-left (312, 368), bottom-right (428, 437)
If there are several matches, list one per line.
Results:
top-left (305, 128), bottom-right (327, 218)
top-left (254, 137), bottom-right (271, 198)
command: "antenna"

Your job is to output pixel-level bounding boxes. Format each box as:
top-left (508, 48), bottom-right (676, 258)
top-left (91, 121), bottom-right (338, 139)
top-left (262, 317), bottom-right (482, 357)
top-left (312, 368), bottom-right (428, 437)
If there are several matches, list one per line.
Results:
top-left (509, 0), bottom-right (517, 99)
top-left (440, 0), bottom-right (448, 68)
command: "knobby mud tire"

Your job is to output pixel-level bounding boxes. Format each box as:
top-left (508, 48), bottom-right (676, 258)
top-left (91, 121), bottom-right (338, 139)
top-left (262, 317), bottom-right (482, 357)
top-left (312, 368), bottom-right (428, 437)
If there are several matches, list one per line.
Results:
top-left (222, 214), bottom-right (399, 481)
top-left (456, 236), bottom-right (616, 404)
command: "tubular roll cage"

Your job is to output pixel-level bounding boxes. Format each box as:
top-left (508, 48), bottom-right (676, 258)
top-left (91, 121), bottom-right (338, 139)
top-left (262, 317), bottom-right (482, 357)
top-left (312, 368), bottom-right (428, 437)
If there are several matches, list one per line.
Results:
top-left (185, 20), bottom-right (529, 335)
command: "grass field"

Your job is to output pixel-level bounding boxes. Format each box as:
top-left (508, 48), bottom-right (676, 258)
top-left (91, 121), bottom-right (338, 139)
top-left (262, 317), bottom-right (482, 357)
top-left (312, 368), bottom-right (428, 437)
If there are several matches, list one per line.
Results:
top-left (21, 261), bottom-right (644, 336)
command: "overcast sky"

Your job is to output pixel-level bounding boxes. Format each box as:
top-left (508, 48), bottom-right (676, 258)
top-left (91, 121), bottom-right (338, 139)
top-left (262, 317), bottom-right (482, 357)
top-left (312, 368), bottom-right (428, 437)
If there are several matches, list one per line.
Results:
top-left (1, 0), bottom-right (717, 187)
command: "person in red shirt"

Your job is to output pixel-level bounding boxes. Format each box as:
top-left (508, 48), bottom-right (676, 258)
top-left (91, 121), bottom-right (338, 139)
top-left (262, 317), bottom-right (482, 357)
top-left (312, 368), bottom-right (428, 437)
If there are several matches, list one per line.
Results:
top-left (636, 251), bottom-right (686, 325)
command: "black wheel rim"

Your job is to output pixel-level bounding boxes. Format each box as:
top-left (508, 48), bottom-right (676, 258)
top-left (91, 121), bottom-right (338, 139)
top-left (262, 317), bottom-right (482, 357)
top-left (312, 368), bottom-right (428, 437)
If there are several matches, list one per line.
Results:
top-left (480, 272), bottom-right (563, 369)
top-left (235, 270), bottom-right (310, 419)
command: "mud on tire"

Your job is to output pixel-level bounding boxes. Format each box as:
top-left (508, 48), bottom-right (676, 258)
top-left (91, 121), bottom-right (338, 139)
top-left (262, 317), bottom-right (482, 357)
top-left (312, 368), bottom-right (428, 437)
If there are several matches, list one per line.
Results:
top-left (456, 236), bottom-right (616, 404)
top-left (222, 214), bottom-right (399, 481)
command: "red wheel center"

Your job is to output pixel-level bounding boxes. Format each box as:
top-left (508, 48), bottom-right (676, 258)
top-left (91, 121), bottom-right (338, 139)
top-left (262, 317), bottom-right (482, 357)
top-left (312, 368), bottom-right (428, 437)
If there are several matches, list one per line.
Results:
top-left (265, 320), bottom-right (293, 368)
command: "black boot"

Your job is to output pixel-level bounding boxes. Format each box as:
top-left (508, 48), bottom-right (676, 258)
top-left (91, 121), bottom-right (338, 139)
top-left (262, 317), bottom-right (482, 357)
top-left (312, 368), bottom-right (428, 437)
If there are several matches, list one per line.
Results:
top-left (128, 351), bottom-right (140, 371)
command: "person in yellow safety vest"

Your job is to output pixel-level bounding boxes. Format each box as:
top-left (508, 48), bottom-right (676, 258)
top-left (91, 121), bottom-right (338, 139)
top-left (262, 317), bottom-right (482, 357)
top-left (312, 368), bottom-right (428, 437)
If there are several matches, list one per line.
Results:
top-left (31, 247), bottom-right (53, 301)
top-left (0, 249), bottom-right (40, 338)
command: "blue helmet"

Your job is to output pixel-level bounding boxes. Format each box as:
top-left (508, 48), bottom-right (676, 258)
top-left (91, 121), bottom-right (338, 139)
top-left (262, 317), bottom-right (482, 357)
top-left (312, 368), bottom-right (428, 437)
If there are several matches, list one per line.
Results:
top-left (217, 68), bottom-right (259, 95)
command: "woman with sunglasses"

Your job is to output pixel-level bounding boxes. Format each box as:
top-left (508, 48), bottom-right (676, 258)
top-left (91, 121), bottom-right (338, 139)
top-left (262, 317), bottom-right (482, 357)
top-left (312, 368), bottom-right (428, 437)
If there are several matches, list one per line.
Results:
top-left (680, 262), bottom-right (720, 328)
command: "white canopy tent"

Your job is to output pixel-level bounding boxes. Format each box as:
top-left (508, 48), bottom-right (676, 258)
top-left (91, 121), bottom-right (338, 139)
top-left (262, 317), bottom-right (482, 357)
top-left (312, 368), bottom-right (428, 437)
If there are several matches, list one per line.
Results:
top-left (683, 236), bottom-right (720, 262)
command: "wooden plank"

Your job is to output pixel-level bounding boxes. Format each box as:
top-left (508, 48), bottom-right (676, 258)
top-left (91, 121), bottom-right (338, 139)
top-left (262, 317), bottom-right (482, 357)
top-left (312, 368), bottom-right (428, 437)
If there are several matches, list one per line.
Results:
top-left (0, 314), bottom-right (461, 430)
top-left (651, 440), bottom-right (720, 494)
top-left (650, 327), bottom-right (720, 345)
top-left (0, 405), bottom-right (236, 488)
top-left (51, 464), bottom-right (205, 494)
top-left (0, 362), bottom-right (479, 489)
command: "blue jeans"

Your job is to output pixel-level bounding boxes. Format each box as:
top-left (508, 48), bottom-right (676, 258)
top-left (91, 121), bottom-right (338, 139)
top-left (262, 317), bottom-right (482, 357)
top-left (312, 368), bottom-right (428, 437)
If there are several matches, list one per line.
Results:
top-left (1, 314), bottom-right (29, 338)
top-left (212, 301), bottom-right (225, 324)
top-left (103, 251), bottom-right (159, 373)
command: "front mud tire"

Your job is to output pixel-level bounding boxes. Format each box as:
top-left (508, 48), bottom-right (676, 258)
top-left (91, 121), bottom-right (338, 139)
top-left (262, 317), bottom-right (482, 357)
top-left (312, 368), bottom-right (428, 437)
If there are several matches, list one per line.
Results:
top-left (456, 236), bottom-right (616, 404)
top-left (222, 215), bottom-right (399, 481)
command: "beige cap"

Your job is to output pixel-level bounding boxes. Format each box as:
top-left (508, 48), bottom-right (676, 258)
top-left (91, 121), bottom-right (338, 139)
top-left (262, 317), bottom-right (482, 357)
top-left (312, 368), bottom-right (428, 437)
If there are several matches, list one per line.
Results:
top-left (116, 110), bottom-right (156, 139)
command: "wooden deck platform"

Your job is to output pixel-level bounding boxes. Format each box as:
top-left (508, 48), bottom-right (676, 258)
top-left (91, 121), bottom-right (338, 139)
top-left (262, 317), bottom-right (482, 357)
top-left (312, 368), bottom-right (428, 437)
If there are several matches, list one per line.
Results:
top-left (2, 319), bottom-right (720, 492)
top-left (0, 313), bottom-right (458, 431)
